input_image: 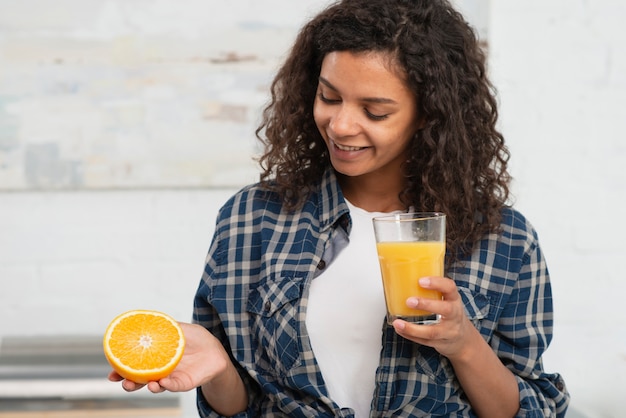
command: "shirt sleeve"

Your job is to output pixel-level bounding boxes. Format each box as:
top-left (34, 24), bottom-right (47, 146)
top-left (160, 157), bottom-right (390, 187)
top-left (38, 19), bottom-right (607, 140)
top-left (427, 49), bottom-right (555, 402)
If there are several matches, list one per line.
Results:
top-left (191, 203), bottom-right (264, 418)
top-left (192, 293), bottom-right (264, 418)
top-left (491, 230), bottom-right (570, 417)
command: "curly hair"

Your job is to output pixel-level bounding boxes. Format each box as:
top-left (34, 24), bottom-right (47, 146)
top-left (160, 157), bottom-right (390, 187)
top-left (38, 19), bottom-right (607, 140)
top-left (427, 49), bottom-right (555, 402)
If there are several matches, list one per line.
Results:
top-left (256, 0), bottom-right (511, 257)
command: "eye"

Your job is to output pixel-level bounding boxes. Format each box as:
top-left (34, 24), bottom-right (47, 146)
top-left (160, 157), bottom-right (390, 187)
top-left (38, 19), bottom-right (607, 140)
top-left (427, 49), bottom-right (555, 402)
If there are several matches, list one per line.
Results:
top-left (365, 108), bottom-right (389, 121)
top-left (318, 92), bottom-right (340, 104)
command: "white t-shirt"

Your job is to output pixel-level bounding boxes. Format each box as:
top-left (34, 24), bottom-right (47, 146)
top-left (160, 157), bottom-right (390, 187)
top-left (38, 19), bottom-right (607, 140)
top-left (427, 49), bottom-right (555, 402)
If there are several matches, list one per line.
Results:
top-left (305, 201), bottom-right (391, 417)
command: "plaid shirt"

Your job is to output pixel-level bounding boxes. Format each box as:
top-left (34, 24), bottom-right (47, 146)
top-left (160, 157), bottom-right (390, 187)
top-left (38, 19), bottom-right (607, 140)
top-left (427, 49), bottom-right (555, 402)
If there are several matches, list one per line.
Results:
top-left (193, 169), bottom-right (570, 417)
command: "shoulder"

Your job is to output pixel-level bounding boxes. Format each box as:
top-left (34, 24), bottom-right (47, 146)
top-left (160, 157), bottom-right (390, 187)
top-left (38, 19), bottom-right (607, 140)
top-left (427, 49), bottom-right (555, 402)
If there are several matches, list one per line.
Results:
top-left (214, 181), bottom-right (325, 231)
top-left (455, 207), bottom-right (543, 276)
top-left (215, 182), bottom-right (283, 221)
top-left (206, 184), bottom-right (287, 270)
top-left (473, 206), bottom-right (544, 275)
top-left (212, 171), bottom-right (346, 237)
top-left (498, 206), bottom-right (540, 249)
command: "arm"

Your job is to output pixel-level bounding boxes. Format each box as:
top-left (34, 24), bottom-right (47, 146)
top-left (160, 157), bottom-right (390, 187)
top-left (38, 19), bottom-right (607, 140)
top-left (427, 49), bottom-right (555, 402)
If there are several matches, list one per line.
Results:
top-left (184, 324), bottom-right (248, 416)
top-left (488, 239), bottom-right (569, 416)
top-left (191, 200), bottom-right (260, 417)
top-left (444, 316), bottom-right (520, 417)
top-left (109, 322), bottom-right (248, 416)
top-left (393, 277), bottom-right (520, 417)
top-left (393, 224), bottom-right (569, 417)
top-left (201, 372), bottom-right (248, 417)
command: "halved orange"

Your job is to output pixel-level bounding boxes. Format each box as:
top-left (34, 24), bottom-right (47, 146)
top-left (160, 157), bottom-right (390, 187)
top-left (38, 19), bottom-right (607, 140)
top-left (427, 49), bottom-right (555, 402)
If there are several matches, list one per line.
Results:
top-left (103, 309), bottom-right (185, 384)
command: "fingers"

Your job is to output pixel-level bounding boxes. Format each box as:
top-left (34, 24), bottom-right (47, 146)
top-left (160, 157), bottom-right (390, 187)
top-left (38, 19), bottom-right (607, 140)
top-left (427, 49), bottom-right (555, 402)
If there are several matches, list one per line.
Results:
top-left (121, 379), bottom-right (147, 392)
top-left (147, 381), bottom-right (167, 393)
top-left (401, 276), bottom-right (458, 319)
top-left (119, 378), bottom-right (168, 394)
top-left (393, 318), bottom-right (440, 340)
top-left (392, 276), bottom-right (463, 336)
top-left (109, 371), bottom-right (148, 392)
top-left (111, 373), bottom-right (184, 394)
top-left (108, 371), bottom-right (124, 382)
top-left (419, 276), bottom-right (459, 299)
top-left (392, 276), bottom-right (472, 354)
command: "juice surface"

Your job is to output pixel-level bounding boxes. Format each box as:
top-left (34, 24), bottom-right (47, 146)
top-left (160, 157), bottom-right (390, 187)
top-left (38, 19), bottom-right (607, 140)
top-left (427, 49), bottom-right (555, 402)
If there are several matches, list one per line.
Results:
top-left (376, 241), bottom-right (445, 317)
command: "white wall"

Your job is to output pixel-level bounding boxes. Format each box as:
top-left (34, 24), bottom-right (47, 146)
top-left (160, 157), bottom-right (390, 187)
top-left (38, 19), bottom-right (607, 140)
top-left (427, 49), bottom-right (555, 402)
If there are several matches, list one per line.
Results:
top-left (489, 2), bottom-right (626, 417)
top-left (1, 1), bottom-right (625, 417)
top-left (0, 189), bottom-right (236, 333)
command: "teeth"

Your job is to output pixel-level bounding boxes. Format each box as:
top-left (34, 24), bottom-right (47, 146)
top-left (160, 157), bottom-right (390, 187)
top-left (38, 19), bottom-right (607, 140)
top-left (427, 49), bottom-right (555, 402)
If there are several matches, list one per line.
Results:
top-left (334, 142), bottom-right (363, 151)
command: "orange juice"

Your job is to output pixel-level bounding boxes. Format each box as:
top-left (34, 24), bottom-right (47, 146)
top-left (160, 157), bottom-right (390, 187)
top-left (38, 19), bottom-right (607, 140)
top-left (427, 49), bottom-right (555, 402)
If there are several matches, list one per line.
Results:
top-left (376, 241), bottom-right (444, 319)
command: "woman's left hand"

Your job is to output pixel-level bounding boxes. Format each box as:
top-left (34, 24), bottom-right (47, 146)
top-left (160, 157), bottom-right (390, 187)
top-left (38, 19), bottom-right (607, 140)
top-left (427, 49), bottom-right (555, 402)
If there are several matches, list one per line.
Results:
top-left (392, 276), bottom-right (474, 361)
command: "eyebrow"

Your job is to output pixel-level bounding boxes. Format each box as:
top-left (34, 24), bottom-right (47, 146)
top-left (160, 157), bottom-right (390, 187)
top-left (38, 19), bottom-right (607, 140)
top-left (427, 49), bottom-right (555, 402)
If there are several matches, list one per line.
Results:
top-left (318, 77), bottom-right (398, 105)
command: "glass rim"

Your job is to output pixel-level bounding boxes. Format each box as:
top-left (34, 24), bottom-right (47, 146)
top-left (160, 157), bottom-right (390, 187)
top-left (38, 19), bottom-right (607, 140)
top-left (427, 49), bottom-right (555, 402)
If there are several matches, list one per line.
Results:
top-left (372, 212), bottom-right (446, 222)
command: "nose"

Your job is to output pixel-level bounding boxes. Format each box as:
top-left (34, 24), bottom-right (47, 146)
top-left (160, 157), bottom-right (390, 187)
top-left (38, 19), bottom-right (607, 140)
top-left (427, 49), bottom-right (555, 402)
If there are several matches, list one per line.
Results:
top-left (328, 104), bottom-right (359, 137)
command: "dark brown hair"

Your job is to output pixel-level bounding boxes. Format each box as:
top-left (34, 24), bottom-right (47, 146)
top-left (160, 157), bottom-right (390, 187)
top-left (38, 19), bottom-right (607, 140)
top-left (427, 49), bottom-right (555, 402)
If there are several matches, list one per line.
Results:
top-left (256, 0), bottom-right (511, 257)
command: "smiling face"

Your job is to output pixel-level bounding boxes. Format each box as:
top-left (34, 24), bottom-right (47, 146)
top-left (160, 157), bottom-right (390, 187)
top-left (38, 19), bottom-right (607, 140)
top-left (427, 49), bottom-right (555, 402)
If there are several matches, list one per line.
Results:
top-left (314, 51), bottom-right (420, 198)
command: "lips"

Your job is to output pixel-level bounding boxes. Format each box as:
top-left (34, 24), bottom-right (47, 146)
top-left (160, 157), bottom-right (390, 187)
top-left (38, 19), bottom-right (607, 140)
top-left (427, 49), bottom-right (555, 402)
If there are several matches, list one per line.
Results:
top-left (332, 140), bottom-right (368, 152)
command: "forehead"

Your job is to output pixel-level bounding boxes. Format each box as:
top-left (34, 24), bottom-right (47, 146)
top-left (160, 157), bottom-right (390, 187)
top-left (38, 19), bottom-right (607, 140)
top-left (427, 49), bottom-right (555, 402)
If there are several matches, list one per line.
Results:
top-left (321, 50), bottom-right (403, 76)
top-left (319, 51), bottom-right (412, 98)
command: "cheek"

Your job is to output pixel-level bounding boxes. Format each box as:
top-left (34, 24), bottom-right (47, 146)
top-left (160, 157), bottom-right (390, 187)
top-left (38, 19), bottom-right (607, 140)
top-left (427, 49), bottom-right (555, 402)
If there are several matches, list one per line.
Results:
top-left (374, 128), bottom-right (414, 154)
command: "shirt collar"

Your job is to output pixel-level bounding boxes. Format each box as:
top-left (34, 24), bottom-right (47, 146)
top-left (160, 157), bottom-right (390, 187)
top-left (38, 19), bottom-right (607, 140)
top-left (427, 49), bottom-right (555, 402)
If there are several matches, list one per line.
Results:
top-left (315, 168), bottom-right (350, 233)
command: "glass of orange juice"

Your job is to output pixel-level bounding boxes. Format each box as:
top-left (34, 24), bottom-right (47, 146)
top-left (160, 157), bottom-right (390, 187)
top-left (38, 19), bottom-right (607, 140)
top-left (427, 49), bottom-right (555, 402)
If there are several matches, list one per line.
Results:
top-left (372, 212), bottom-right (446, 325)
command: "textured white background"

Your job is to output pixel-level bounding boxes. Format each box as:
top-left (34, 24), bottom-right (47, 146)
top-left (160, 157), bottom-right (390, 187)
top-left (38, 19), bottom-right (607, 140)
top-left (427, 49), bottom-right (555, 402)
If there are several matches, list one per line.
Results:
top-left (1, 1), bottom-right (624, 416)
top-left (0, 0), bottom-right (328, 189)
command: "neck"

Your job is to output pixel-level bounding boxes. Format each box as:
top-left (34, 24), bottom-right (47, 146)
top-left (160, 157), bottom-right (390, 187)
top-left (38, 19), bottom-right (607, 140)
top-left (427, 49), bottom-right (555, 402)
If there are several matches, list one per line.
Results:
top-left (338, 173), bottom-right (407, 213)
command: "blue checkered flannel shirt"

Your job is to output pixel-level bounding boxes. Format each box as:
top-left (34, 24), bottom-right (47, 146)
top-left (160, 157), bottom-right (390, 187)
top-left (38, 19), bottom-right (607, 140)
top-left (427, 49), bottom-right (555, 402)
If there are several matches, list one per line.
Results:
top-left (193, 169), bottom-right (570, 417)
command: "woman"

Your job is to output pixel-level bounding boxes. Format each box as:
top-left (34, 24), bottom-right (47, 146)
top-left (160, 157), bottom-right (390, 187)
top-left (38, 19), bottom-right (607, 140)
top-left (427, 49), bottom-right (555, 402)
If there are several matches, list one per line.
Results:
top-left (110, 0), bottom-right (570, 416)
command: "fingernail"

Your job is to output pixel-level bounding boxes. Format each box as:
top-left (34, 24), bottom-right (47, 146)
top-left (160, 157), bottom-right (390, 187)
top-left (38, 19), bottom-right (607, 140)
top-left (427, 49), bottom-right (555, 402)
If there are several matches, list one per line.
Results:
top-left (407, 297), bottom-right (419, 308)
top-left (419, 277), bottom-right (431, 287)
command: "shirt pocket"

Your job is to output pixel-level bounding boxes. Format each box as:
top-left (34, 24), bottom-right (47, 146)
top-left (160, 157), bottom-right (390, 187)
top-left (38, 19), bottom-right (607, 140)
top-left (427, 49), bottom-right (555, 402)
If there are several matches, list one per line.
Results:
top-left (413, 287), bottom-right (490, 384)
top-left (247, 274), bottom-right (304, 377)
top-left (457, 286), bottom-right (490, 327)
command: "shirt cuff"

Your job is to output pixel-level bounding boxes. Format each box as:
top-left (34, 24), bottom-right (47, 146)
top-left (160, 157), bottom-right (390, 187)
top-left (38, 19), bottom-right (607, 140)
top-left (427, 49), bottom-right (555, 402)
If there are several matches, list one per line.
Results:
top-left (514, 373), bottom-right (570, 418)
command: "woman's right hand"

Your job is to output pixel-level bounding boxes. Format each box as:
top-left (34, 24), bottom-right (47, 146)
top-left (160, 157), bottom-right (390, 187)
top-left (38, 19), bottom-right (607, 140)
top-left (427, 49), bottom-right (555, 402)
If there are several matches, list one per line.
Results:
top-left (107, 322), bottom-right (234, 394)
top-left (109, 321), bottom-right (248, 415)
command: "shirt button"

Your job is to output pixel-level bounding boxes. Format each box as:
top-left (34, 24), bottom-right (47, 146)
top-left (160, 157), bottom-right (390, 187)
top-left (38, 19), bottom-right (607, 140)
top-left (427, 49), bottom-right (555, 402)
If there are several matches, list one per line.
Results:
top-left (317, 259), bottom-right (326, 270)
top-left (264, 301), bottom-right (272, 312)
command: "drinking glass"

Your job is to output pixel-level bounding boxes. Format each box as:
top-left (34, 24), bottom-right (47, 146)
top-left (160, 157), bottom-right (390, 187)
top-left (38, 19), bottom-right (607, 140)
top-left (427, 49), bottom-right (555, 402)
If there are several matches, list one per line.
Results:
top-left (372, 212), bottom-right (446, 325)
